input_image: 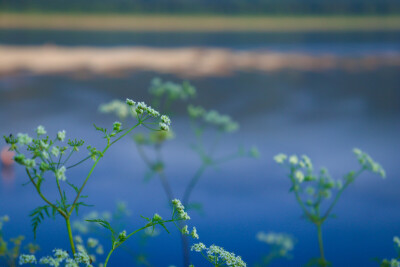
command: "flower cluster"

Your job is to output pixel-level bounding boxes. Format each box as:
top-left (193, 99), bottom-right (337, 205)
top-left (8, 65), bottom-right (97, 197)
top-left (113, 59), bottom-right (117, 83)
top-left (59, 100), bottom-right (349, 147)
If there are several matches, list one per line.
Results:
top-left (274, 153), bottom-right (339, 200)
top-left (188, 105), bottom-right (239, 133)
top-left (171, 199), bottom-right (199, 239)
top-left (19, 254), bottom-right (37, 265)
top-left (191, 243), bottom-right (246, 267)
top-left (20, 248), bottom-right (93, 267)
top-left (381, 236), bottom-right (400, 267)
top-left (100, 98), bottom-right (171, 132)
top-left (256, 232), bottom-right (295, 256)
top-left (274, 148), bottom-right (386, 246)
top-left (99, 99), bottom-right (132, 120)
top-left (149, 77), bottom-right (196, 101)
top-left (172, 199), bottom-right (190, 220)
top-left (274, 150), bottom-right (385, 210)
top-left (124, 98), bottom-right (171, 131)
top-left (74, 235), bottom-right (104, 263)
top-left (353, 148), bottom-right (386, 178)
top-left (3, 126), bottom-right (86, 183)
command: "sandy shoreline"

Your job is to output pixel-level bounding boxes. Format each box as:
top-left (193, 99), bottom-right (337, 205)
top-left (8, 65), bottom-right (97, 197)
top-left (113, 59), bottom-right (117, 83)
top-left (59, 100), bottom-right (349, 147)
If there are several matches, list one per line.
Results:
top-left (1, 14), bottom-right (400, 32)
top-left (0, 46), bottom-right (399, 78)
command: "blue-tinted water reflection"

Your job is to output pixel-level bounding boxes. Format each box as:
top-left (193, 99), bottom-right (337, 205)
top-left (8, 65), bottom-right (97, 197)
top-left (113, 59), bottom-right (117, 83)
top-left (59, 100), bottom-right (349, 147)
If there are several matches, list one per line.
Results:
top-left (1, 70), bottom-right (399, 266)
top-left (0, 30), bottom-right (400, 266)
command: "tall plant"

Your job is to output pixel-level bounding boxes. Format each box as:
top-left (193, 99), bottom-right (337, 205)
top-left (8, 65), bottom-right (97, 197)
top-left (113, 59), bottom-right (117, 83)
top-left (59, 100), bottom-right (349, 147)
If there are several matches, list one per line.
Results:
top-left (274, 149), bottom-right (385, 266)
top-left (100, 78), bottom-right (258, 266)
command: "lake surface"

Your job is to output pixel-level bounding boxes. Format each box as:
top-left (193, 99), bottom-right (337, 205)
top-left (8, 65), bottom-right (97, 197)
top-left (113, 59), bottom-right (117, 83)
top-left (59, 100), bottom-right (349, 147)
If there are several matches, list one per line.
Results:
top-left (0, 30), bottom-right (399, 267)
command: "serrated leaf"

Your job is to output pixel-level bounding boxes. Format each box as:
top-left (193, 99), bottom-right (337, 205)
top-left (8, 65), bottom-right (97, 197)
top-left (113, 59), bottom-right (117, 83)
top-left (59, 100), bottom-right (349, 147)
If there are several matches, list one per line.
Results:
top-left (86, 219), bottom-right (116, 236)
top-left (66, 181), bottom-right (80, 194)
top-left (29, 205), bottom-right (54, 239)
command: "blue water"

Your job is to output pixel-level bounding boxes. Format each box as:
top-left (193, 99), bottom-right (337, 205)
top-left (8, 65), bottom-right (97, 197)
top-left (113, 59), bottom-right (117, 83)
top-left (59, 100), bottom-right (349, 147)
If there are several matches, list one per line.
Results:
top-left (0, 31), bottom-right (400, 267)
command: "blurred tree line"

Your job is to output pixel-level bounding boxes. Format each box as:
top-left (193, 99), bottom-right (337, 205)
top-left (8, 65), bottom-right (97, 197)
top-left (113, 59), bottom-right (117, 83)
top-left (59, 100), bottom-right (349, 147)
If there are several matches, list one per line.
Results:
top-left (1, 0), bottom-right (399, 15)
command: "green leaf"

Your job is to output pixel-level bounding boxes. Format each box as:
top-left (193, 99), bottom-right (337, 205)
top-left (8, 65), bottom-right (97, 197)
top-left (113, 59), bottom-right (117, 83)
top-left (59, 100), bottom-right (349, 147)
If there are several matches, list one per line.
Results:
top-left (29, 205), bottom-right (55, 239)
top-left (86, 219), bottom-right (116, 236)
top-left (74, 202), bottom-right (93, 216)
top-left (66, 181), bottom-right (79, 194)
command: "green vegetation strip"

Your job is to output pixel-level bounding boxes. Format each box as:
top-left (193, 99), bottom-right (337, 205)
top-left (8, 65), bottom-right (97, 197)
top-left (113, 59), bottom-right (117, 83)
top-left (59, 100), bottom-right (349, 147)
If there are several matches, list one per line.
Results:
top-left (1, 13), bottom-right (400, 32)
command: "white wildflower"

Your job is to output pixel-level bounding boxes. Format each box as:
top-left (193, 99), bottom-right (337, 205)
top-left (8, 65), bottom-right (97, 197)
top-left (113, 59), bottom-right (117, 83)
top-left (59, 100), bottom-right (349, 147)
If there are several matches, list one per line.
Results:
top-left (394, 236), bottom-right (400, 248)
top-left (172, 199), bottom-right (190, 220)
top-left (53, 249), bottom-right (69, 260)
top-left (74, 251), bottom-right (92, 266)
top-left (19, 254), bottom-right (37, 265)
top-left (55, 166), bottom-right (67, 181)
top-left (295, 170), bottom-right (304, 183)
top-left (51, 146), bottom-right (60, 157)
top-left (87, 238), bottom-right (99, 248)
top-left (36, 125), bottom-right (47, 136)
top-left (126, 98), bottom-right (135, 106)
top-left (191, 227), bottom-right (199, 239)
top-left (96, 245), bottom-right (104, 255)
top-left (57, 130), bottom-right (66, 142)
top-left (17, 133), bottom-right (32, 145)
top-left (65, 258), bottom-right (79, 267)
top-left (273, 153), bottom-right (287, 164)
top-left (161, 115), bottom-right (171, 125)
top-left (289, 155), bottom-right (299, 165)
top-left (159, 122), bottom-right (170, 131)
top-left (23, 159), bottom-right (36, 169)
top-left (191, 242), bottom-right (206, 252)
top-left (74, 235), bottom-right (83, 244)
top-left (182, 225), bottom-right (189, 234)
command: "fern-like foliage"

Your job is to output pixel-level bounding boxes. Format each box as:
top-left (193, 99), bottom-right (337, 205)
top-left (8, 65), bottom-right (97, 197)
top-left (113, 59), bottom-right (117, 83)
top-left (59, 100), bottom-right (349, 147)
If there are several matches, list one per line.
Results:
top-left (29, 205), bottom-right (56, 239)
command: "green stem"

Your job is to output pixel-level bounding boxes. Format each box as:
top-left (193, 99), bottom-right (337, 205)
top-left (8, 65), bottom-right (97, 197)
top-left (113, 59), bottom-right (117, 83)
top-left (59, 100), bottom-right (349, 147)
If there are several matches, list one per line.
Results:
top-left (104, 248), bottom-right (114, 267)
top-left (321, 167), bottom-right (365, 221)
top-left (68, 142), bottom-right (110, 216)
top-left (62, 150), bottom-right (74, 166)
top-left (316, 223), bottom-right (327, 267)
top-left (26, 169), bottom-right (67, 219)
top-left (69, 123), bottom-right (141, 216)
top-left (182, 164), bottom-right (207, 206)
top-left (289, 171), bottom-right (312, 220)
top-left (66, 218), bottom-right (76, 255)
top-left (103, 219), bottom-right (180, 267)
top-left (66, 155), bottom-right (91, 169)
top-left (55, 177), bottom-right (64, 202)
top-left (110, 122), bottom-right (140, 146)
top-left (137, 144), bottom-right (191, 266)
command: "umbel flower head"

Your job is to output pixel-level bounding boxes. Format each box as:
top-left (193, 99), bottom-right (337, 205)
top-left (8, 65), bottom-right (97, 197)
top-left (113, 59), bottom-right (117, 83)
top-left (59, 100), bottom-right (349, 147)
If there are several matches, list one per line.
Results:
top-left (353, 148), bottom-right (386, 178)
top-left (191, 242), bottom-right (246, 267)
top-left (99, 99), bottom-right (132, 120)
top-left (273, 149), bottom-right (385, 223)
top-left (188, 105), bottom-right (239, 133)
top-left (172, 199), bottom-right (190, 220)
top-left (149, 77), bottom-right (196, 100)
top-left (122, 98), bottom-right (171, 132)
top-left (20, 248), bottom-right (93, 267)
top-left (256, 231), bottom-right (295, 256)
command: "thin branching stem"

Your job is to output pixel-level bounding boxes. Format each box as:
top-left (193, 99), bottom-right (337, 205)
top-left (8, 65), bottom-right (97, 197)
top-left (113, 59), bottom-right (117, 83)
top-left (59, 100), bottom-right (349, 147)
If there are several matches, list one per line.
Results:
top-left (25, 169), bottom-right (67, 219)
top-left (103, 219), bottom-right (183, 267)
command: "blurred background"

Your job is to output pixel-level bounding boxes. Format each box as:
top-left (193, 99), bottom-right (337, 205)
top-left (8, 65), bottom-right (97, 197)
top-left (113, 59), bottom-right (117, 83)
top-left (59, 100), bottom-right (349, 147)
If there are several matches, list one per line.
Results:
top-left (0, 1), bottom-right (400, 266)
